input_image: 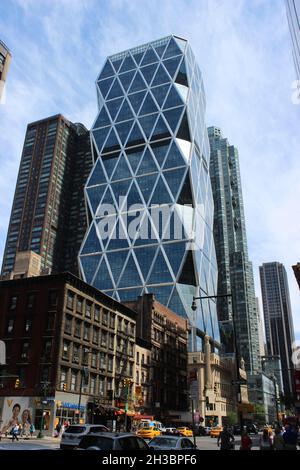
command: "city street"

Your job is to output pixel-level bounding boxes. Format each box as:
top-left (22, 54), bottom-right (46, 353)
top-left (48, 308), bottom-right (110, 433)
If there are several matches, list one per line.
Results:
top-left (0, 434), bottom-right (262, 451)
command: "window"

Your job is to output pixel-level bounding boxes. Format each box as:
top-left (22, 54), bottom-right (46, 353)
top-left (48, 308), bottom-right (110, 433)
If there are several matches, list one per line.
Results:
top-left (109, 315), bottom-right (115, 329)
top-left (86, 303), bottom-right (92, 318)
top-left (73, 344), bottom-right (80, 363)
top-left (49, 291), bottom-right (58, 307)
top-left (42, 340), bottom-right (52, 361)
top-left (62, 341), bottom-right (70, 360)
top-left (93, 328), bottom-right (99, 344)
top-left (100, 352), bottom-right (106, 369)
top-left (99, 377), bottom-right (105, 396)
top-left (46, 313), bottom-right (55, 331)
top-left (6, 318), bottom-right (14, 333)
top-left (94, 306), bottom-right (100, 322)
top-left (77, 297), bottom-right (83, 313)
top-left (109, 334), bottom-right (114, 350)
top-left (83, 324), bottom-right (90, 341)
top-left (64, 315), bottom-right (72, 334)
top-left (90, 375), bottom-right (97, 395)
top-left (136, 351), bottom-right (140, 364)
top-left (24, 318), bottom-right (32, 333)
top-left (9, 296), bottom-right (18, 310)
top-left (102, 310), bottom-right (108, 325)
top-left (60, 369), bottom-right (67, 390)
top-left (67, 291), bottom-right (74, 310)
top-left (101, 331), bottom-right (107, 347)
top-left (91, 352), bottom-right (97, 368)
top-left (27, 293), bottom-right (36, 309)
top-left (21, 341), bottom-right (29, 360)
top-left (75, 320), bottom-right (81, 338)
top-left (108, 356), bottom-right (113, 372)
top-left (70, 371), bottom-right (77, 392)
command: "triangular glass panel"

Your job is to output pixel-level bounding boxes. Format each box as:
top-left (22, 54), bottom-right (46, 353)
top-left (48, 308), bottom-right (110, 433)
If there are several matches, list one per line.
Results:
top-left (80, 254), bottom-right (101, 284)
top-left (163, 56), bottom-right (181, 79)
top-left (92, 126), bottom-right (110, 153)
top-left (106, 97), bottom-right (124, 121)
top-left (97, 77), bottom-right (114, 99)
top-left (140, 63), bottom-right (159, 85)
top-left (81, 223), bottom-right (102, 255)
top-left (140, 46), bottom-right (159, 66)
top-left (132, 50), bottom-right (145, 66)
top-left (86, 185), bottom-right (106, 214)
top-left (175, 59), bottom-right (188, 87)
top-left (146, 285), bottom-right (173, 306)
top-left (115, 120), bottom-right (134, 146)
top-left (118, 70), bottom-right (136, 92)
top-left (111, 154), bottom-right (132, 181)
top-left (137, 174), bottom-right (158, 204)
top-left (174, 36), bottom-right (187, 52)
top-left (151, 84), bottom-right (171, 108)
top-left (163, 86), bottom-right (184, 109)
top-left (163, 107), bottom-right (184, 134)
top-left (152, 64), bottom-right (171, 87)
top-left (133, 212), bottom-right (158, 246)
top-left (137, 148), bottom-right (158, 175)
top-left (139, 113), bottom-right (158, 139)
top-left (150, 176), bottom-right (173, 205)
top-left (118, 253), bottom-right (142, 288)
top-left (102, 153), bottom-right (119, 179)
top-left (175, 83), bottom-right (188, 102)
top-left (115, 99), bottom-right (134, 123)
top-left (111, 57), bottom-right (123, 73)
top-left (106, 78), bottom-right (123, 100)
top-left (168, 289), bottom-right (187, 318)
top-left (178, 251), bottom-right (196, 285)
top-left (163, 168), bottom-right (186, 199)
top-left (162, 209), bottom-right (184, 241)
top-left (118, 288), bottom-right (143, 301)
top-left (151, 139), bottom-right (171, 167)
top-left (134, 245), bottom-right (158, 282)
top-left (128, 71), bottom-right (147, 94)
top-left (148, 249), bottom-right (173, 284)
top-left (126, 146), bottom-right (144, 174)
top-left (178, 173), bottom-right (194, 205)
top-left (163, 141), bottom-right (186, 169)
top-left (126, 180), bottom-right (144, 207)
top-left (119, 54), bottom-right (136, 73)
top-left (100, 186), bottom-right (116, 207)
top-left (163, 242), bottom-right (187, 276)
top-left (94, 106), bottom-right (111, 129)
top-left (162, 37), bottom-right (182, 60)
top-left (87, 159), bottom-right (106, 187)
top-left (106, 218), bottom-right (130, 251)
top-left (177, 112), bottom-right (191, 142)
top-left (150, 115), bottom-right (170, 141)
top-left (103, 128), bottom-right (121, 153)
top-left (110, 180), bottom-right (131, 209)
top-left (98, 59), bottom-right (115, 80)
top-left (126, 122), bottom-right (145, 147)
top-left (138, 93), bottom-right (158, 116)
top-left (93, 258), bottom-right (114, 290)
top-left (154, 42), bottom-right (167, 57)
top-left (107, 250), bottom-right (128, 285)
top-left (128, 91), bottom-right (146, 114)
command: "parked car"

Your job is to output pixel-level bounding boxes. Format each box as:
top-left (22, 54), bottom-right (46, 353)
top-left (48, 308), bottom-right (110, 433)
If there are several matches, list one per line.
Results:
top-left (60, 424), bottom-right (109, 450)
top-left (176, 427), bottom-right (193, 437)
top-left (210, 426), bottom-right (223, 438)
top-left (137, 427), bottom-right (161, 439)
top-left (148, 436), bottom-right (197, 450)
top-left (76, 432), bottom-right (149, 450)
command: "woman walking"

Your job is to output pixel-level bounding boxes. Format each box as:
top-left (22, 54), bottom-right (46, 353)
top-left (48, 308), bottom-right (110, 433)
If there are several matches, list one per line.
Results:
top-left (240, 430), bottom-right (252, 450)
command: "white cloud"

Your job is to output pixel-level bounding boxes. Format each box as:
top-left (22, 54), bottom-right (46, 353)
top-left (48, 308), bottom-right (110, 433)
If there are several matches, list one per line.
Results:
top-left (0, 0), bottom-right (299, 337)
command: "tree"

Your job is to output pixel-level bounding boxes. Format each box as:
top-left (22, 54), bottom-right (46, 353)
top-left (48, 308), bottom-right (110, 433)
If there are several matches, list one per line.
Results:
top-left (226, 411), bottom-right (237, 426)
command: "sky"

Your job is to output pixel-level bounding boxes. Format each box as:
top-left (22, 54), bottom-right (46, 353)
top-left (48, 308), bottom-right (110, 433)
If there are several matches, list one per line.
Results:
top-left (0, 0), bottom-right (299, 340)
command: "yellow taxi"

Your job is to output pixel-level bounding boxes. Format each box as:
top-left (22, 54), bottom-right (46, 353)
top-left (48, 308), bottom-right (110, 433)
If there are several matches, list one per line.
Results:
top-left (137, 427), bottom-right (161, 439)
top-left (210, 426), bottom-right (223, 438)
top-left (176, 427), bottom-right (193, 437)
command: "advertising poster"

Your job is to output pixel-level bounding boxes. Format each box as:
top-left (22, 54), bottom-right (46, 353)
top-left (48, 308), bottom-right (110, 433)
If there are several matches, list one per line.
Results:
top-left (0, 397), bottom-right (32, 435)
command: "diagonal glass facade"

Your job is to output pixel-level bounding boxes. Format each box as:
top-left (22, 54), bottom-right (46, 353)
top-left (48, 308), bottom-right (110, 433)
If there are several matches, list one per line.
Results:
top-left (79, 35), bottom-right (220, 350)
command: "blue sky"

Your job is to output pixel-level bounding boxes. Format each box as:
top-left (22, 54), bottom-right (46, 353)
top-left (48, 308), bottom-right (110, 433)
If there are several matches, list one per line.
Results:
top-left (0, 0), bottom-right (299, 341)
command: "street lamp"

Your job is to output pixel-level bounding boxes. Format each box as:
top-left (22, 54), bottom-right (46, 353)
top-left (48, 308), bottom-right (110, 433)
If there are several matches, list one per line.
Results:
top-left (191, 293), bottom-right (244, 431)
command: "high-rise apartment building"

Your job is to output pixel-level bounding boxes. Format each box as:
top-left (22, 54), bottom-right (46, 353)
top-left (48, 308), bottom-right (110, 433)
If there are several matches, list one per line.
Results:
top-left (0, 40), bottom-right (11, 101)
top-left (286, 0), bottom-right (300, 80)
top-left (208, 126), bottom-right (260, 373)
top-left (259, 262), bottom-right (296, 398)
top-left (80, 35), bottom-right (220, 351)
top-left (256, 298), bottom-right (266, 359)
top-left (1, 115), bottom-right (92, 277)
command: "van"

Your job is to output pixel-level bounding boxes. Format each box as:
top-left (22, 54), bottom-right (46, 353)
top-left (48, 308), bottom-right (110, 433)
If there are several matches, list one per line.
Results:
top-left (137, 420), bottom-right (166, 433)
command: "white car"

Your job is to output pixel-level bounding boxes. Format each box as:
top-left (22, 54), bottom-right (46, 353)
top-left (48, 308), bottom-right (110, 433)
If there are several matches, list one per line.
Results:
top-left (60, 424), bottom-right (109, 449)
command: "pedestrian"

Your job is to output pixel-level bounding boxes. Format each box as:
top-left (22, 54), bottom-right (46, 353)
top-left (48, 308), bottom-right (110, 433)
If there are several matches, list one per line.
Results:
top-left (259, 429), bottom-right (273, 450)
top-left (283, 424), bottom-right (298, 451)
top-left (217, 425), bottom-right (235, 450)
top-left (240, 430), bottom-right (252, 451)
top-left (273, 427), bottom-right (285, 450)
top-left (54, 422), bottom-right (61, 437)
top-left (29, 423), bottom-right (35, 438)
top-left (11, 423), bottom-right (20, 442)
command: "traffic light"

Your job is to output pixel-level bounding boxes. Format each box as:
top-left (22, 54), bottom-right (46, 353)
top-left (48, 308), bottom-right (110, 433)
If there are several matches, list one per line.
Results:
top-left (14, 378), bottom-right (20, 388)
top-left (63, 383), bottom-right (67, 391)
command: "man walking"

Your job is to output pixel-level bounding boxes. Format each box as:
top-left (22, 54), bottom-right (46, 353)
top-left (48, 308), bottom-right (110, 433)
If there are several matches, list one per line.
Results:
top-left (217, 426), bottom-right (235, 450)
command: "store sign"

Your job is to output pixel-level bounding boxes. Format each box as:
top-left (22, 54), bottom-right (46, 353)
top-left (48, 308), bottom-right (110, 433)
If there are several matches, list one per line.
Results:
top-left (61, 402), bottom-right (85, 411)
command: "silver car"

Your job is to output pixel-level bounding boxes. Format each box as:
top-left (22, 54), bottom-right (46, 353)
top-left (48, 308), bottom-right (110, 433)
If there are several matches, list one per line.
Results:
top-left (77, 432), bottom-right (149, 450)
top-left (60, 424), bottom-right (109, 449)
top-left (148, 436), bottom-right (197, 450)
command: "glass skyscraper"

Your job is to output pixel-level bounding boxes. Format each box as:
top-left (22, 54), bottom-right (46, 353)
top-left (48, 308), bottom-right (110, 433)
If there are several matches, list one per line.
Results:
top-left (208, 127), bottom-right (260, 373)
top-left (79, 35), bottom-right (220, 350)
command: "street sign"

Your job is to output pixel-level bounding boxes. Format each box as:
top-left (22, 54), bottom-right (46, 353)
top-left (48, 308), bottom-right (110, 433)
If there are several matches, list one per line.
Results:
top-left (190, 381), bottom-right (199, 400)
